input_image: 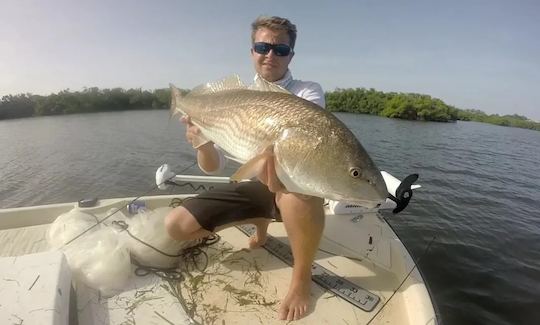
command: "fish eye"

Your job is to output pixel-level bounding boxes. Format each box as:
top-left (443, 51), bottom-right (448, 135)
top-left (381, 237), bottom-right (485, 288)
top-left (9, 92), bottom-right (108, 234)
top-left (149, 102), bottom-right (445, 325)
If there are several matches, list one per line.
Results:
top-left (349, 167), bottom-right (362, 178)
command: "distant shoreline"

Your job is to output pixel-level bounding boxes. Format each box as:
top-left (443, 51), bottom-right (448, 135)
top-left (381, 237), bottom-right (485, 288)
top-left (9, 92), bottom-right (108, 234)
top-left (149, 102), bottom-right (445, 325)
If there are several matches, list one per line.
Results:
top-left (1, 87), bottom-right (539, 131)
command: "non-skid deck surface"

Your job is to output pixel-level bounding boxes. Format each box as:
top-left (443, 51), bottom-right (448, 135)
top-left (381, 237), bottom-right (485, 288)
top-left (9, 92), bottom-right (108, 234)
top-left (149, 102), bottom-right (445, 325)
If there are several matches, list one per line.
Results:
top-left (0, 221), bottom-right (407, 324)
top-left (0, 224), bottom-right (50, 257)
top-left (169, 224), bottom-right (406, 324)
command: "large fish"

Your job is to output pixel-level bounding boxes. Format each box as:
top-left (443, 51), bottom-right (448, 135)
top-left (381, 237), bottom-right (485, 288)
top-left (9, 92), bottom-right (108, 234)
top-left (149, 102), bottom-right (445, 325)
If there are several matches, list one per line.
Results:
top-left (170, 75), bottom-right (388, 207)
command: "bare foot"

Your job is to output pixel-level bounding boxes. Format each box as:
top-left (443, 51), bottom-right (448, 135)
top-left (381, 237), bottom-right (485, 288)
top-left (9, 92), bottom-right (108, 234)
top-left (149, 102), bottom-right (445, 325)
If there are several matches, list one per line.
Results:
top-left (248, 218), bottom-right (270, 249)
top-left (248, 233), bottom-right (267, 248)
top-left (278, 284), bottom-right (310, 321)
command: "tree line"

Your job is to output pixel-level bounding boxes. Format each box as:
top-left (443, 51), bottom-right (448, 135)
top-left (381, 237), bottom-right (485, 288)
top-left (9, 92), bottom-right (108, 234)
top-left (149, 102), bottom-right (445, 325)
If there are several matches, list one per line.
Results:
top-left (1, 87), bottom-right (538, 131)
top-left (0, 87), bottom-right (174, 119)
top-left (325, 88), bottom-right (539, 131)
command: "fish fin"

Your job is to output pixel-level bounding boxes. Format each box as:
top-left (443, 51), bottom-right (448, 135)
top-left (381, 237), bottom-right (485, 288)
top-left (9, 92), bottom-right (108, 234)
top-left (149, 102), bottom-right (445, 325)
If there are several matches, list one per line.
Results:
top-left (224, 155), bottom-right (244, 165)
top-left (249, 77), bottom-right (291, 94)
top-left (273, 127), bottom-right (322, 192)
top-left (189, 74), bottom-right (247, 96)
top-left (169, 84), bottom-right (185, 117)
top-left (230, 147), bottom-right (274, 181)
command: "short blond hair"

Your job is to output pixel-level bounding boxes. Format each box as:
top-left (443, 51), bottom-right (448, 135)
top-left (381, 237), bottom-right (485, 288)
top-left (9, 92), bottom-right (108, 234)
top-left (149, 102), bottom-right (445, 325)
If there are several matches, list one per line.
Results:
top-left (251, 16), bottom-right (297, 49)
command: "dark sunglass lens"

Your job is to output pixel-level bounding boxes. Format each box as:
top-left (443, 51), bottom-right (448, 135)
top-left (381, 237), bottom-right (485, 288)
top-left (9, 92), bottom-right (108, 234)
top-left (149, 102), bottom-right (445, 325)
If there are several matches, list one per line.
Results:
top-left (274, 44), bottom-right (291, 56)
top-left (254, 42), bottom-right (271, 54)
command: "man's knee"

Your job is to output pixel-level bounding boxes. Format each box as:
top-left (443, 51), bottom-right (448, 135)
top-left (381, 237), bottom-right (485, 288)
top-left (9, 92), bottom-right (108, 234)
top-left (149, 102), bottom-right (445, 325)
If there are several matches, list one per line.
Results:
top-left (164, 207), bottom-right (195, 241)
top-left (276, 192), bottom-right (324, 216)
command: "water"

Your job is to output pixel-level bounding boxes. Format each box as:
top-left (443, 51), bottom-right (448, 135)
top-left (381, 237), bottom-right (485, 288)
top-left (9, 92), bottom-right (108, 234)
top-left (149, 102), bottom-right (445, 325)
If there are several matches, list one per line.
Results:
top-left (1, 110), bottom-right (539, 324)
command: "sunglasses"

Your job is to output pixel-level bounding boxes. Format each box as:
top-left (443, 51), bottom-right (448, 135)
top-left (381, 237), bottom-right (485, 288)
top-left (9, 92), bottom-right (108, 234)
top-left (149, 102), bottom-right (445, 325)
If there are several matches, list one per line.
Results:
top-left (253, 42), bottom-right (293, 57)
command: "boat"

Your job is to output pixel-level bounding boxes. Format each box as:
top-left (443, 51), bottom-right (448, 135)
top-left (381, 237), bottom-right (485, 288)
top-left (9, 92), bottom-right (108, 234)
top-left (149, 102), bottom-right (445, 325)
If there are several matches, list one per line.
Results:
top-left (0, 165), bottom-right (439, 324)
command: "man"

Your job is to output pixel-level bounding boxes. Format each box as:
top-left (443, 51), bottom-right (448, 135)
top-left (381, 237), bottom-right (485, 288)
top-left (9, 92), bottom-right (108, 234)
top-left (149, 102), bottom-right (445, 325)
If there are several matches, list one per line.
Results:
top-left (165, 16), bottom-right (325, 321)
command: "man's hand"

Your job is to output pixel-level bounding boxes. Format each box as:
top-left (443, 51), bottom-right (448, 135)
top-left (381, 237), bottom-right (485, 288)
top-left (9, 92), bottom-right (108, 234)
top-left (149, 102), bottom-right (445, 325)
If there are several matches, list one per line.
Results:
top-left (181, 115), bottom-right (211, 149)
top-left (257, 151), bottom-right (287, 193)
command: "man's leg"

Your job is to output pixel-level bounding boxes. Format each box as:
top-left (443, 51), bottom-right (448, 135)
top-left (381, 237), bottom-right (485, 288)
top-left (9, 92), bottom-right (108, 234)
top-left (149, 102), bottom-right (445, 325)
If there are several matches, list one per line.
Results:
top-left (165, 206), bottom-right (271, 247)
top-left (164, 206), bottom-right (214, 241)
top-left (275, 192), bottom-right (325, 321)
top-left (165, 181), bottom-right (276, 246)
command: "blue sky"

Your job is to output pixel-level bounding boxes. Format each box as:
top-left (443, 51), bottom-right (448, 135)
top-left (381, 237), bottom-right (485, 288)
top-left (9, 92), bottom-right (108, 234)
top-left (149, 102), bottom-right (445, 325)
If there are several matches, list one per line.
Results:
top-left (1, 0), bottom-right (539, 119)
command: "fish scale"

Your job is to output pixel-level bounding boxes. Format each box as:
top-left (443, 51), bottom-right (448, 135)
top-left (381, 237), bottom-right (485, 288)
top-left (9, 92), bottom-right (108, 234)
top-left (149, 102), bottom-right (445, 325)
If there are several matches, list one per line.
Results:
top-left (190, 93), bottom-right (294, 160)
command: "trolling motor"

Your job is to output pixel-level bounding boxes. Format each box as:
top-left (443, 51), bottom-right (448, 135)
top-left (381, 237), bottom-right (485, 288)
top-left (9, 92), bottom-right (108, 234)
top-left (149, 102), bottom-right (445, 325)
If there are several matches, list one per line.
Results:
top-left (384, 172), bottom-right (419, 213)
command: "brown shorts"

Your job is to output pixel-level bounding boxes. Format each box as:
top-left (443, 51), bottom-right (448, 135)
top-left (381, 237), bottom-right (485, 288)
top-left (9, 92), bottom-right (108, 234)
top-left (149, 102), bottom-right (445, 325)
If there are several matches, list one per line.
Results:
top-left (181, 181), bottom-right (279, 232)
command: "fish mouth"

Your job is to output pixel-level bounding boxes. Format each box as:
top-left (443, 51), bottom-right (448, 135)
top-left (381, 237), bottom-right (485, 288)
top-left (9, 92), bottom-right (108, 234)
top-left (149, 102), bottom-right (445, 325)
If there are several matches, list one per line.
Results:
top-left (335, 189), bottom-right (387, 208)
top-left (350, 190), bottom-right (388, 208)
top-left (340, 197), bottom-right (385, 209)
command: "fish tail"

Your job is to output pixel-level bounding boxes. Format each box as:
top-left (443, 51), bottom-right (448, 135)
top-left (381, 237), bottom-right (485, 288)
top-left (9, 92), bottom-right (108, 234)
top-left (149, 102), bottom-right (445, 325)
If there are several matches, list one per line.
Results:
top-left (169, 84), bottom-right (185, 118)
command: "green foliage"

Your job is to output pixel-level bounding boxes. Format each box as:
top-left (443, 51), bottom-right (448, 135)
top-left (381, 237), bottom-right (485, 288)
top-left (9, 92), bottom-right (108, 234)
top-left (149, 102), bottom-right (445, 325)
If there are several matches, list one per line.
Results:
top-left (324, 88), bottom-right (539, 131)
top-left (0, 87), bottom-right (182, 120)
top-left (456, 109), bottom-right (539, 130)
top-left (326, 88), bottom-right (389, 115)
top-left (326, 88), bottom-right (458, 122)
top-left (152, 88), bottom-right (172, 109)
top-left (0, 94), bottom-right (35, 119)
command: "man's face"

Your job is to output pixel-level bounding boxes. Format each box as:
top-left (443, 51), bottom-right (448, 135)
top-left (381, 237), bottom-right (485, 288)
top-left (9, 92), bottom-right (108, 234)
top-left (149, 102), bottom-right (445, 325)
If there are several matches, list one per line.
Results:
top-left (251, 27), bottom-right (294, 82)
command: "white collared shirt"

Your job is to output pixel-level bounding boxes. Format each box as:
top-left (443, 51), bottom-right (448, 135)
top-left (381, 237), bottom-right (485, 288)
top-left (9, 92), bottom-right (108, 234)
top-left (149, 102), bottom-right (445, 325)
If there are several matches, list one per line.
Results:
top-left (254, 70), bottom-right (326, 108)
top-left (200, 71), bottom-right (325, 175)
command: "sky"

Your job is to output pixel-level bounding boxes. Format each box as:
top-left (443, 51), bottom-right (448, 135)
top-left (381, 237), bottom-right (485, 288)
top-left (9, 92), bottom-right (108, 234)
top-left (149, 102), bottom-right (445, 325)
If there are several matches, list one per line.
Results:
top-left (1, 0), bottom-right (539, 119)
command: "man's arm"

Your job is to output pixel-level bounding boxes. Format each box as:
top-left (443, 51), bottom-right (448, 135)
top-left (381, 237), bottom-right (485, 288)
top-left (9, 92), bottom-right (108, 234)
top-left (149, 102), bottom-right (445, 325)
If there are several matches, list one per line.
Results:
top-left (196, 142), bottom-right (223, 174)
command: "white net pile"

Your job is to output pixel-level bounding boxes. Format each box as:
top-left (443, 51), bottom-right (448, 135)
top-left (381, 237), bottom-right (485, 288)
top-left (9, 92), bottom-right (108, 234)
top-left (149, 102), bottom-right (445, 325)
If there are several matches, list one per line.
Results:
top-left (47, 206), bottom-right (195, 297)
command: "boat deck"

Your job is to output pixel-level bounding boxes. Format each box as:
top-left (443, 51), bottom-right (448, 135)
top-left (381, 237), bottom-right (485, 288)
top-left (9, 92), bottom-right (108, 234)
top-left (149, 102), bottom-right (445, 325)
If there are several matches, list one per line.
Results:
top-left (0, 196), bottom-right (436, 324)
top-left (0, 223), bottom-right (50, 256)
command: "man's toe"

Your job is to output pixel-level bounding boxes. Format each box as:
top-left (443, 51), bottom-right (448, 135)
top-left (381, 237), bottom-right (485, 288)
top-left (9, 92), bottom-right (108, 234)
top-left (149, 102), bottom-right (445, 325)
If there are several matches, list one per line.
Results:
top-left (278, 307), bottom-right (287, 320)
top-left (287, 307), bottom-right (295, 321)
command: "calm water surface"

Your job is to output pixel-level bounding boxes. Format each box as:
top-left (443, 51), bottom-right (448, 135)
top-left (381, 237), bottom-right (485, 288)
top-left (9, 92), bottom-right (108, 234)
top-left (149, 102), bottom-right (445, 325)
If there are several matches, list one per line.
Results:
top-left (1, 110), bottom-right (539, 324)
